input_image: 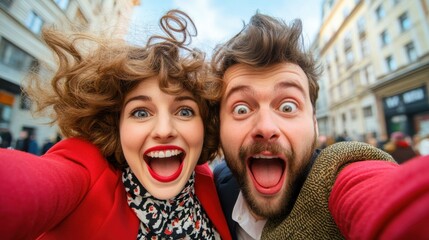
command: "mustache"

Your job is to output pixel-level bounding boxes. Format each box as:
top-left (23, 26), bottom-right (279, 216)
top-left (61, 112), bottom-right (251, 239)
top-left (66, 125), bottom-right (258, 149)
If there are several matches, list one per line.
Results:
top-left (239, 142), bottom-right (288, 160)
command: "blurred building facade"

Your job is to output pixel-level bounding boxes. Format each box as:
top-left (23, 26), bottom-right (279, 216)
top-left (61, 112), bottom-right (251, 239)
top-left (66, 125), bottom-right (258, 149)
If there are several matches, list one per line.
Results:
top-left (0, 0), bottom-right (139, 149)
top-left (315, 0), bottom-right (429, 141)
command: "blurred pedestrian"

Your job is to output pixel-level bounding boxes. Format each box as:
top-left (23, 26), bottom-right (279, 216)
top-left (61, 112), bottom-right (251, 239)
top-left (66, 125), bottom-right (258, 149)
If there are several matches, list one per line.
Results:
top-left (0, 126), bottom-right (12, 148)
top-left (417, 130), bottom-right (429, 156)
top-left (384, 131), bottom-right (417, 163)
top-left (364, 132), bottom-right (378, 147)
top-left (41, 133), bottom-right (61, 154)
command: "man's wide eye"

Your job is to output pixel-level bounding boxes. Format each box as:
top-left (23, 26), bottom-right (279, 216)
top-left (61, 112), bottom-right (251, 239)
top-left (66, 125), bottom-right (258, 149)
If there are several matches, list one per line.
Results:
top-left (279, 102), bottom-right (297, 113)
top-left (233, 104), bottom-right (250, 115)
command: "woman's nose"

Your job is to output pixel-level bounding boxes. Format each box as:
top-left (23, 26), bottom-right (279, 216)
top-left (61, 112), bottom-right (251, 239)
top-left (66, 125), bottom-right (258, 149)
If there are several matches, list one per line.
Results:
top-left (152, 114), bottom-right (177, 141)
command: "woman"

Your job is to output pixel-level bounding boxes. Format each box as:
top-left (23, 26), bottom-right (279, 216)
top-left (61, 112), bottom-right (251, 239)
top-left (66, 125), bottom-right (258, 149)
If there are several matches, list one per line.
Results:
top-left (0, 10), bottom-right (231, 240)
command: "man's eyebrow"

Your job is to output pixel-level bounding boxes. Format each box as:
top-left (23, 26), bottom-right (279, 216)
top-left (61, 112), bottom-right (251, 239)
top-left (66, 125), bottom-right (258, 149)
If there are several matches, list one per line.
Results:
top-left (275, 80), bottom-right (306, 96)
top-left (224, 85), bottom-right (255, 100)
top-left (224, 81), bottom-right (306, 100)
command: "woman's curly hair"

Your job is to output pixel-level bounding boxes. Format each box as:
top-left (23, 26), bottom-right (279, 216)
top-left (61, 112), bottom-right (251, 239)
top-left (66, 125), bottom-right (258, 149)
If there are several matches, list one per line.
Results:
top-left (24, 9), bottom-right (219, 169)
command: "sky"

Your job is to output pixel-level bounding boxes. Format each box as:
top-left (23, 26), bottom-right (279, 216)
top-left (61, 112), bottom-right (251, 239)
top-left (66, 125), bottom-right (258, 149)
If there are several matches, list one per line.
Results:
top-left (127, 0), bottom-right (324, 53)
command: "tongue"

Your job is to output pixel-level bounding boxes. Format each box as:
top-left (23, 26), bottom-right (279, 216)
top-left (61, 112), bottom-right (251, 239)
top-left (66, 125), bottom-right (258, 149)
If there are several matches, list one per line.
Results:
top-left (150, 157), bottom-right (181, 176)
top-left (250, 158), bottom-right (283, 188)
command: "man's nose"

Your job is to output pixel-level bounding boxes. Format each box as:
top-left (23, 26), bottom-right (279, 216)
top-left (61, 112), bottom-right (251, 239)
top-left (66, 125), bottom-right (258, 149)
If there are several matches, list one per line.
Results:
top-left (251, 109), bottom-right (280, 142)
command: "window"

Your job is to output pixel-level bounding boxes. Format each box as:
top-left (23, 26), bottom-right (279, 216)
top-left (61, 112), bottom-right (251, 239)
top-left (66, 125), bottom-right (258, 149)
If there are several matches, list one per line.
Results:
top-left (375, 5), bottom-right (385, 21)
top-left (357, 16), bottom-right (366, 36)
top-left (20, 94), bottom-right (32, 110)
top-left (330, 88), bottom-right (335, 102)
top-left (380, 30), bottom-right (390, 47)
top-left (0, 0), bottom-right (14, 9)
top-left (340, 81), bottom-right (348, 96)
top-left (54, 0), bottom-right (69, 10)
top-left (25, 11), bottom-right (44, 35)
top-left (344, 31), bottom-right (352, 50)
top-left (30, 59), bottom-right (40, 73)
top-left (351, 108), bottom-right (357, 120)
top-left (363, 106), bottom-right (373, 117)
top-left (405, 42), bottom-right (417, 63)
top-left (334, 47), bottom-right (339, 63)
top-left (343, 7), bottom-right (350, 19)
top-left (345, 48), bottom-right (354, 67)
top-left (348, 77), bottom-right (355, 92)
top-left (398, 12), bottom-right (411, 32)
top-left (351, 71), bottom-right (359, 88)
top-left (334, 85), bottom-right (340, 101)
top-left (363, 64), bottom-right (375, 84)
top-left (0, 38), bottom-right (35, 71)
top-left (385, 55), bottom-right (397, 72)
top-left (326, 63), bottom-right (333, 81)
top-left (360, 37), bottom-right (369, 57)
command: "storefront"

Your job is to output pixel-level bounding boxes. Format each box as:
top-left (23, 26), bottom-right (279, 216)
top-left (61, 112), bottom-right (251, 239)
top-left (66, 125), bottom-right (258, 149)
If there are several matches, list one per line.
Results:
top-left (382, 86), bottom-right (429, 137)
top-left (0, 78), bottom-right (19, 128)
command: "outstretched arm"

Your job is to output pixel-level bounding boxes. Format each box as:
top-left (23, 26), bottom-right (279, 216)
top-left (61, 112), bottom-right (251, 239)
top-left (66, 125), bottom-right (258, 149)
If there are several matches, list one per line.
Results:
top-left (330, 155), bottom-right (429, 239)
top-left (0, 139), bottom-right (93, 239)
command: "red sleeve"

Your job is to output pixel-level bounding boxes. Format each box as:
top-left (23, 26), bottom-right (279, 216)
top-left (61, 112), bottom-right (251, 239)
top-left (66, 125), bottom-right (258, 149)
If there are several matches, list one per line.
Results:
top-left (329, 155), bottom-right (429, 240)
top-left (0, 138), bottom-right (105, 239)
top-left (195, 164), bottom-right (232, 240)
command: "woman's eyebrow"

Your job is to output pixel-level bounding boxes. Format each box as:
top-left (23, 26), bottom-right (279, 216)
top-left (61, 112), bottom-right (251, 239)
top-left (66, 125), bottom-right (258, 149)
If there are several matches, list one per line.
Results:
top-left (124, 95), bottom-right (151, 106)
top-left (175, 95), bottom-right (197, 103)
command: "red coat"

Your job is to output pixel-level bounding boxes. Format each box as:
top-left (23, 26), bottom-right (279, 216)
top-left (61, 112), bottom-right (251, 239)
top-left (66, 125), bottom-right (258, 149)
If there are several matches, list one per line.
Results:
top-left (0, 138), bottom-right (231, 240)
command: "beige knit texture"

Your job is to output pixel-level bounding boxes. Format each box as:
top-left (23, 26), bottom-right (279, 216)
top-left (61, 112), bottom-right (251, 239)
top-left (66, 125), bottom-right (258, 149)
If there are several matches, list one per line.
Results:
top-left (261, 141), bottom-right (396, 240)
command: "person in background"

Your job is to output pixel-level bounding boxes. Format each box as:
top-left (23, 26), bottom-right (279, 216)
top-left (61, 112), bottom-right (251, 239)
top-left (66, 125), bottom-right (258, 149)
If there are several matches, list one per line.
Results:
top-left (210, 12), bottom-right (429, 240)
top-left (41, 133), bottom-right (61, 155)
top-left (15, 130), bottom-right (39, 155)
top-left (14, 130), bottom-right (29, 152)
top-left (383, 131), bottom-right (418, 164)
top-left (0, 127), bottom-right (12, 148)
top-left (364, 132), bottom-right (378, 147)
top-left (0, 9), bottom-right (231, 240)
top-left (417, 130), bottom-right (429, 156)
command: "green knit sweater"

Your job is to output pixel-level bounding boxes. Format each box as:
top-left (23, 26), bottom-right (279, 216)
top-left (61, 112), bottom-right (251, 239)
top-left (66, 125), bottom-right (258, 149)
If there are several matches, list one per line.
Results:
top-left (261, 141), bottom-right (395, 240)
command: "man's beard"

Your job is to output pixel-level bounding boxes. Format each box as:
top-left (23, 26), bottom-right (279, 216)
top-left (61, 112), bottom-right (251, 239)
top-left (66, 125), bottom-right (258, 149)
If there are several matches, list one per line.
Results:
top-left (223, 136), bottom-right (317, 219)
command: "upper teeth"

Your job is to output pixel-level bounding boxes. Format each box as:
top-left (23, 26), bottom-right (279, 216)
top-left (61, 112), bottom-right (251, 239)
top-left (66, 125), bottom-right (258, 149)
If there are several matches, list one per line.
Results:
top-left (147, 150), bottom-right (182, 158)
top-left (252, 154), bottom-right (277, 159)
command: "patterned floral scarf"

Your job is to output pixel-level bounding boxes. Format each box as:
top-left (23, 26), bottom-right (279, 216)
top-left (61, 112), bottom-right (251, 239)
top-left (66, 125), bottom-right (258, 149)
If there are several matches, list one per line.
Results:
top-left (122, 168), bottom-right (220, 239)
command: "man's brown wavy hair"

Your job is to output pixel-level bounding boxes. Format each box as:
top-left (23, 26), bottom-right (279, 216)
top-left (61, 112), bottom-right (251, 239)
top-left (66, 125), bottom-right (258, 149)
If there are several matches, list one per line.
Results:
top-left (210, 13), bottom-right (321, 108)
top-left (24, 9), bottom-right (219, 169)
top-left (209, 13), bottom-right (322, 151)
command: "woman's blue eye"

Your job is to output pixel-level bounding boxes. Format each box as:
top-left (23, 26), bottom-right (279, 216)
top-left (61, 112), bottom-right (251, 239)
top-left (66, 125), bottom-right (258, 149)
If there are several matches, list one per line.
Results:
top-left (279, 102), bottom-right (297, 113)
top-left (178, 108), bottom-right (194, 117)
top-left (233, 104), bottom-right (250, 115)
top-left (132, 109), bottom-right (150, 118)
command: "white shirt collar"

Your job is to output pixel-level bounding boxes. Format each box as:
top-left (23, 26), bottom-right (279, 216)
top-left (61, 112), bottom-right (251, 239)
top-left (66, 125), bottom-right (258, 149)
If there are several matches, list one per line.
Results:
top-left (232, 192), bottom-right (267, 240)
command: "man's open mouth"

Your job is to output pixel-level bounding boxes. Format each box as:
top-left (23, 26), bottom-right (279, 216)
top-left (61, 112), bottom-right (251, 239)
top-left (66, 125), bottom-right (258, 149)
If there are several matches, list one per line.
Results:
top-left (247, 154), bottom-right (286, 195)
top-left (144, 148), bottom-right (185, 182)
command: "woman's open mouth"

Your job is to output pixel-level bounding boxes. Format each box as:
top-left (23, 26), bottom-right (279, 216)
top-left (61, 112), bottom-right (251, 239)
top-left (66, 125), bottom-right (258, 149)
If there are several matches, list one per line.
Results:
top-left (144, 146), bottom-right (185, 182)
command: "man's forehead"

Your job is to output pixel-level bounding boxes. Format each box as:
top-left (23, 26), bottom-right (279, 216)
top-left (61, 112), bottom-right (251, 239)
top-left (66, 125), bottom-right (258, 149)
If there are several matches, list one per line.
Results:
top-left (223, 63), bottom-right (309, 91)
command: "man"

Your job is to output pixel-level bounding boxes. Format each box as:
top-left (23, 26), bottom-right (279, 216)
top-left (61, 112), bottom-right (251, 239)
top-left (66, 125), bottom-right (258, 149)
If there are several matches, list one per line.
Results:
top-left (211, 13), bottom-right (429, 240)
